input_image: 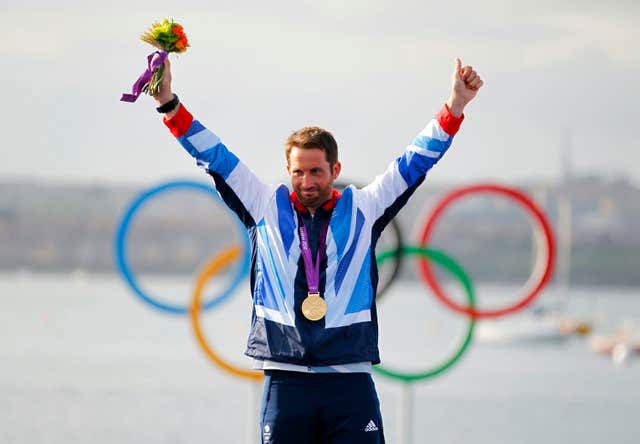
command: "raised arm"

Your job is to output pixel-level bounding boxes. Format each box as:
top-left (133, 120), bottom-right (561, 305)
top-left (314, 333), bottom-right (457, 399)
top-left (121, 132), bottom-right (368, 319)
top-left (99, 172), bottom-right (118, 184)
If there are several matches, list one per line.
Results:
top-left (359, 58), bottom-right (483, 222)
top-left (153, 58), bottom-right (276, 227)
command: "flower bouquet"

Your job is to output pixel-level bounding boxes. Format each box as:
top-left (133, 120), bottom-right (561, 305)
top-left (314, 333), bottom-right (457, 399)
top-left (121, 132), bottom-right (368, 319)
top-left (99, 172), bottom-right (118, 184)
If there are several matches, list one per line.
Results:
top-left (121, 18), bottom-right (189, 102)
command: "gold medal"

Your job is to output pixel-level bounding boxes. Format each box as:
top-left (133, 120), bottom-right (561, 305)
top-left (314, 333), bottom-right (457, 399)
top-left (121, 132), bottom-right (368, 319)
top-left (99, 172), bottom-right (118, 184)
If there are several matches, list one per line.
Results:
top-left (301, 292), bottom-right (327, 321)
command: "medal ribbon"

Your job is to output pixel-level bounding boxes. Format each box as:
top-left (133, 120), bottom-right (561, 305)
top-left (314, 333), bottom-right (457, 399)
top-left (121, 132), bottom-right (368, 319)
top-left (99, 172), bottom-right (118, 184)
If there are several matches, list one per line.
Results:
top-left (297, 214), bottom-right (330, 294)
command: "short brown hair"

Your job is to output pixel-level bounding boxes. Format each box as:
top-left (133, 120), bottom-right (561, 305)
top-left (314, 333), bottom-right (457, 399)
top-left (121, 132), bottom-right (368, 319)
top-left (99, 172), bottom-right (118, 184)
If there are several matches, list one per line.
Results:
top-left (285, 126), bottom-right (338, 167)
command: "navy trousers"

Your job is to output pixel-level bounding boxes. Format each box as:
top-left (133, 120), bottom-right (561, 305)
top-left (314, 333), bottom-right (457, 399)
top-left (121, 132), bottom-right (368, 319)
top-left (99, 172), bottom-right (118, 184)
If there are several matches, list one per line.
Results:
top-left (260, 370), bottom-right (386, 444)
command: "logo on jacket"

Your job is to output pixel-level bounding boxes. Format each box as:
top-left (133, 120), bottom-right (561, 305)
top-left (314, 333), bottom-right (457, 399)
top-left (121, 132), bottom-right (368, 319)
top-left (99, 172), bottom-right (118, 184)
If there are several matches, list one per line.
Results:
top-left (263, 424), bottom-right (272, 442)
top-left (364, 420), bottom-right (379, 432)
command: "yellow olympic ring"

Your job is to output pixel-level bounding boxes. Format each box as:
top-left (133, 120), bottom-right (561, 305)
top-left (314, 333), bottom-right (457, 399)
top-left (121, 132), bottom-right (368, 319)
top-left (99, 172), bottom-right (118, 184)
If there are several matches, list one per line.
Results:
top-left (190, 245), bottom-right (263, 381)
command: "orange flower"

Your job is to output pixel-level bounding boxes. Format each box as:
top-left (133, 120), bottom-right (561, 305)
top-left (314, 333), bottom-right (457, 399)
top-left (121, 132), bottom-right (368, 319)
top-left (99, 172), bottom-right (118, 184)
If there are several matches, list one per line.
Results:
top-left (176, 36), bottom-right (188, 50)
top-left (172, 24), bottom-right (184, 37)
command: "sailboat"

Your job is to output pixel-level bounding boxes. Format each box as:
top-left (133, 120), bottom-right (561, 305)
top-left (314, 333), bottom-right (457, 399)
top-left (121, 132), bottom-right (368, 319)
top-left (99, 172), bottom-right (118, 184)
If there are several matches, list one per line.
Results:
top-left (590, 320), bottom-right (640, 365)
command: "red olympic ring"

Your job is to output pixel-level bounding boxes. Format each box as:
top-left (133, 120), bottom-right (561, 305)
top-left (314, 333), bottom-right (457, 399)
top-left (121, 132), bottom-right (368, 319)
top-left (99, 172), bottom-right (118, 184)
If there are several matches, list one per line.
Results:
top-left (418, 183), bottom-right (556, 319)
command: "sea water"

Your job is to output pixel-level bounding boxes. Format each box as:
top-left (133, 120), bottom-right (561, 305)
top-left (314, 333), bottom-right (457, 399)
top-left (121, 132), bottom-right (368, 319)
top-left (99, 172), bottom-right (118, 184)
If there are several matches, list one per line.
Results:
top-left (1, 273), bottom-right (638, 443)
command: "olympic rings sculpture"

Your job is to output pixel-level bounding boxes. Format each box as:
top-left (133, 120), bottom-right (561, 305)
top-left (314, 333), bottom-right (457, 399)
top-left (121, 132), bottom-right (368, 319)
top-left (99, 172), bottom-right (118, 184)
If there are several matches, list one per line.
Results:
top-left (190, 245), bottom-right (263, 381)
top-left (114, 180), bottom-right (251, 315)
top-left (114, 179), bottom-right (555, 382)
top-left (373, 246), bottom-right (476, 382)
top-left (417, 183), bottom-right (555, 319)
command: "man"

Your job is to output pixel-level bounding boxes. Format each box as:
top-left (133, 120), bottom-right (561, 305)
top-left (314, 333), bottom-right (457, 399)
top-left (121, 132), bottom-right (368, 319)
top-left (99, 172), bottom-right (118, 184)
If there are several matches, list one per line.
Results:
top-left (153, 57), bottom-right (482, 443)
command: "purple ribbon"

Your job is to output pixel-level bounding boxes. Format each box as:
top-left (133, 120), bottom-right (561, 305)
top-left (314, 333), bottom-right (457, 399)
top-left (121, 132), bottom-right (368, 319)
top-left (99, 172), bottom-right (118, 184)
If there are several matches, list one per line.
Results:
top-left (297, 215), bottom-right (330, 294)
top-left (120, 50), bottom-right (167, 102)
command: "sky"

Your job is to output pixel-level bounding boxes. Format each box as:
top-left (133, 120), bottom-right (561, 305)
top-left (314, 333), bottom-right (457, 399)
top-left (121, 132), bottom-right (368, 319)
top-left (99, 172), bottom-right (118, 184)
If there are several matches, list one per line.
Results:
top-left (3, 0), bottom-right (639, 186)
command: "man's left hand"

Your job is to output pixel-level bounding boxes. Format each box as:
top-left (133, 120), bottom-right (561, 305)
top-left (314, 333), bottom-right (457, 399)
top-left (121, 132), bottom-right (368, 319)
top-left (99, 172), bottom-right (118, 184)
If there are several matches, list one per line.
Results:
top-left (447, 57), bottom-right (483, 117)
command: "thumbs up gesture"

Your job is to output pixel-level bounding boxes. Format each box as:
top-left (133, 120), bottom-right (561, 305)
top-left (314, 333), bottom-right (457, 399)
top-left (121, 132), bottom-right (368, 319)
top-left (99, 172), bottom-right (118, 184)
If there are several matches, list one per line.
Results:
top-left (447, 57), bottom-right (483, 116)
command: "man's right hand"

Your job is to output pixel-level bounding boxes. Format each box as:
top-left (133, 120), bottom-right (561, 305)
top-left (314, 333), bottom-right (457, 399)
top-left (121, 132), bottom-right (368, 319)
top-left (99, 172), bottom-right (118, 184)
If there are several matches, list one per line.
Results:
top-left (154, 57), bottom-right (179, 118)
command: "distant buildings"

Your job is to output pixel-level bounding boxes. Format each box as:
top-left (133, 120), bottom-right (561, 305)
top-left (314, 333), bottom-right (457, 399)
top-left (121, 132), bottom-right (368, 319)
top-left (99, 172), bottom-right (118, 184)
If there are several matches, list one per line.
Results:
top-left (1, 175), bottom-right (638, 286)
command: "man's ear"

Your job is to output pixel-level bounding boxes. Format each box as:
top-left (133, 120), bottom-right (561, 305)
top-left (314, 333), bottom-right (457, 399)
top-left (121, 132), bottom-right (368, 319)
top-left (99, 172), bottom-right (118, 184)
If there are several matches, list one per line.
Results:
top-left (332, 161), bottom-right (342, 180)
top-left (286, 163), bottom-right (291, 175)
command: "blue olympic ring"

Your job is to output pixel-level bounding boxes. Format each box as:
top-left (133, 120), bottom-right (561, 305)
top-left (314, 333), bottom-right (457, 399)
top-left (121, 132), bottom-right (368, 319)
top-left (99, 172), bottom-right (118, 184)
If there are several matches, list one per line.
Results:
top-left (114, 180), bottom-right (251, 315)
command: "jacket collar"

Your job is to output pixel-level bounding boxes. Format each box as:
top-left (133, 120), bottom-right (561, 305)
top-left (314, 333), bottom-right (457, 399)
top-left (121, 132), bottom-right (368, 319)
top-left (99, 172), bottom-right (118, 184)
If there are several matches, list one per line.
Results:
top-left (290, 189), bottom-right (341, 215)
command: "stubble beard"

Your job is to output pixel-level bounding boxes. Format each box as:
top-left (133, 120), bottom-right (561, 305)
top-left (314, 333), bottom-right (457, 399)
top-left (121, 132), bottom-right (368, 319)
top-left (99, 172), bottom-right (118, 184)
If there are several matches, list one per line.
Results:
top-left (296, 185), bottom-right (333, 211)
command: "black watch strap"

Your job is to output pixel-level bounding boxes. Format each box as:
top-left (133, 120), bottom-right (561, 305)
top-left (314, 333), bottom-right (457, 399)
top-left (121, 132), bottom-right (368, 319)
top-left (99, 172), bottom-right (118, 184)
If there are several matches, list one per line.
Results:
top-left (156, 94), bottom-right (179, 114)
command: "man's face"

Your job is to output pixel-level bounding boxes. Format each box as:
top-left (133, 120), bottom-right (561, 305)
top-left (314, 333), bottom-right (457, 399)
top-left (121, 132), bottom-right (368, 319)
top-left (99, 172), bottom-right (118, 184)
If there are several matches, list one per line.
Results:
top-left (287, 147), bottom-right (341, 211)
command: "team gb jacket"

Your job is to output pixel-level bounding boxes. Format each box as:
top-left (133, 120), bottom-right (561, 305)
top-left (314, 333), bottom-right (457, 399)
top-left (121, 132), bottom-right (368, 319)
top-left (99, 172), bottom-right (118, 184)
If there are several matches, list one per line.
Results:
top-left (164, 103), bottom-right (463, 367)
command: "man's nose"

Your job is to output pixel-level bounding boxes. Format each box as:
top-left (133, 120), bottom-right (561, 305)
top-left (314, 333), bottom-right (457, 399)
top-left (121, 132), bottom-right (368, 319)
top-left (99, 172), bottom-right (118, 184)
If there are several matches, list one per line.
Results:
top-left (301, 174), bottom-right (313, 186)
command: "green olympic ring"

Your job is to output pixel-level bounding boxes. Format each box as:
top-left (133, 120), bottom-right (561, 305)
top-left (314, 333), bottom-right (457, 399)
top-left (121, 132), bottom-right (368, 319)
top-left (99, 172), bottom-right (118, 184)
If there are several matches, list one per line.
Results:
top-left (373, 246), bottom-right (476, 383)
